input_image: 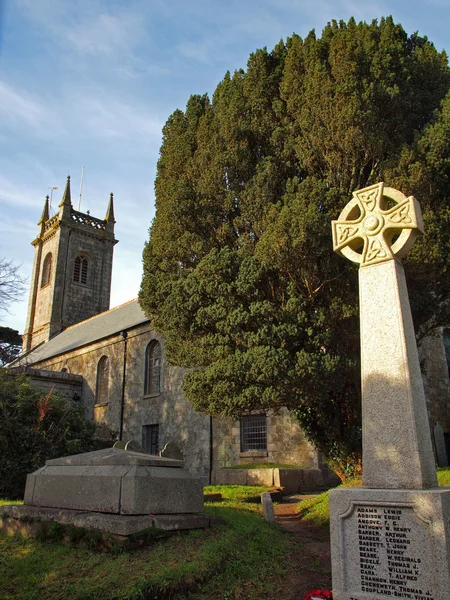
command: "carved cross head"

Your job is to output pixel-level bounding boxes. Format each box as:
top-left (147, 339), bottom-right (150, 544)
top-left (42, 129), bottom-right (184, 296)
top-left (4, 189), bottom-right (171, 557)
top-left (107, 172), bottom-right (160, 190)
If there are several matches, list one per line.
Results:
top-left (332, 183), bottom-right (424, 267)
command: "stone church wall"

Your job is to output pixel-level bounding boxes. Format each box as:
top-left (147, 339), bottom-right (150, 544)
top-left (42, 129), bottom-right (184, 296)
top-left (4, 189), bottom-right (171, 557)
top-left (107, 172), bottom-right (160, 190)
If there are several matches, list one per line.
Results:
top-left (212, 409), bottom-right (319, 470)
top-left (24, 319), bottom-right (321, 481)
top-left (419, 328), bottom-right (450, 434)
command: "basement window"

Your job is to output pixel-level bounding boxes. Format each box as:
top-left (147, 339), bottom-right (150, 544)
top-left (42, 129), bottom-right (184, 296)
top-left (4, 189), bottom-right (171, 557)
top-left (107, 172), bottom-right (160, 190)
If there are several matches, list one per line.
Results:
top-left (240, 415), bottom-right (267, 452)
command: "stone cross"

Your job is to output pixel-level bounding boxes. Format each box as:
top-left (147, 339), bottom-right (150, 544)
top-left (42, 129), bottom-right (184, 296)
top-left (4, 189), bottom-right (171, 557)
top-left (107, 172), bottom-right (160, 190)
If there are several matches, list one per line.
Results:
top-left (329, 183), bottom-right (450, 600)
top-left (332, 182), bottom-right (437, 489)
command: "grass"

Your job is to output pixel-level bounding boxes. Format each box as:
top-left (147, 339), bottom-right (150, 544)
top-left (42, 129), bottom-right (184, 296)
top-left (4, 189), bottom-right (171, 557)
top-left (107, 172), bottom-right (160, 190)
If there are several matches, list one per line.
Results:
top-left (298, 466), bottom-right (450, 529)
top-left (0, 486), bottom-right (290, 600)
top-left (224, 463), bottom-right (307, 470)
top-left (0, 499), bottom-right (22, 507)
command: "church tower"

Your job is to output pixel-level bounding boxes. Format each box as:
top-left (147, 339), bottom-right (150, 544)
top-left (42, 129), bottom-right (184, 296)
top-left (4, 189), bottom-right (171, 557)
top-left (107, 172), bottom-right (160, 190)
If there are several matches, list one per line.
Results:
top-left (23, 176), bottom-right (118, 352)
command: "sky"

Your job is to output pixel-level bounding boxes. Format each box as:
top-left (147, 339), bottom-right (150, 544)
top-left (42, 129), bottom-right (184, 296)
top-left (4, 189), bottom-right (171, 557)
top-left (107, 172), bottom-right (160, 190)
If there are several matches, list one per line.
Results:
top-left (1, 0), bottom-right (449, 334)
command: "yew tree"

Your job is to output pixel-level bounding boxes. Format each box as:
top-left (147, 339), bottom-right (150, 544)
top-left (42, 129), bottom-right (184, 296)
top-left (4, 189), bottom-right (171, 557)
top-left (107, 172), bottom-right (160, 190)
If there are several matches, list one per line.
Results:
top-left (140, 17), bottom-right (450, 478)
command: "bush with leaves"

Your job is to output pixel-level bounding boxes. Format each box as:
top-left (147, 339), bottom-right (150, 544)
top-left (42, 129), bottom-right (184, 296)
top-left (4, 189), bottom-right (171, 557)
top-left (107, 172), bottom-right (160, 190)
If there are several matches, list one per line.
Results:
top-left (139, 17), bottom-right (450, 479)
top-left (0, 368), bottom-right (96, 499)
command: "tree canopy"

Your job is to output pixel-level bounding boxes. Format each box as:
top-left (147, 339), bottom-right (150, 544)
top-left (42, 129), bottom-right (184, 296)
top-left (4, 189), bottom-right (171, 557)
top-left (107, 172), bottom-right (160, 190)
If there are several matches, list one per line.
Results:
top-left (139, 17), bottom-right (450, 478)
top-left (0, 326), bottom-right (22, 365)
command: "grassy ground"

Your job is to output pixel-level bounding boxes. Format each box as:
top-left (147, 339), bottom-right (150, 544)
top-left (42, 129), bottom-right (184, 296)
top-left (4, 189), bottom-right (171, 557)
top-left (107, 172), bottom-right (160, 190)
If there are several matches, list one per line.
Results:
top-left (0, 486), bottom-right (290, 600)
top-left (299, 467), bottom-right (450, 528)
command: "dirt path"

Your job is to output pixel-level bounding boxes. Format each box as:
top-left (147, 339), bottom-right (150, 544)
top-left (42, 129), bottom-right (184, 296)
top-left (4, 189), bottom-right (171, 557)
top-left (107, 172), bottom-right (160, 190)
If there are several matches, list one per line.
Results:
top-left (273, 496), bottom-right (332, 599)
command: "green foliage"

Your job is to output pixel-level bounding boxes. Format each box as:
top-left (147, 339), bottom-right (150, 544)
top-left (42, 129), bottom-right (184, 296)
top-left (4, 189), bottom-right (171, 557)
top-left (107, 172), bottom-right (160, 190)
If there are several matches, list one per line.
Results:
top-left (298, 468), bottom-right (450, 527)
top-left (0, 369), bottom-right (97, 499)
top-left (0, 326), bottom-right (22, 365)
top-left (140, 17), bottom-right (450, 479)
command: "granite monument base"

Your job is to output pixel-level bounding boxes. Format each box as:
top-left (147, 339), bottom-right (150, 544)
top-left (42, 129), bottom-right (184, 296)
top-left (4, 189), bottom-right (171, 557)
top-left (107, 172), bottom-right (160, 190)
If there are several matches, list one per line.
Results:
top-left (330, 487), bottom-right (450, 600)
top-left (24, 447), bottom-right (204, 515)
top-left (0, 504), bottom-right (211, 548)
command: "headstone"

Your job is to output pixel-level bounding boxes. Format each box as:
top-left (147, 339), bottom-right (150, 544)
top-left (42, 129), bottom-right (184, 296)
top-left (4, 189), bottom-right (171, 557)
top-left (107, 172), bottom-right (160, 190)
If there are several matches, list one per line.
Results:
top-left (124, 440), bottom-right (145, 453)
top-left (329, 183), bottom-right (450, 600)
top-left (160, 441), bottom-right (184, 461)
top-left (433, 423), bottom-right (448, 468)
top-left (113, 440), bottom-right (126, 450)
top-left (261, 492), bottom-right (275, 523)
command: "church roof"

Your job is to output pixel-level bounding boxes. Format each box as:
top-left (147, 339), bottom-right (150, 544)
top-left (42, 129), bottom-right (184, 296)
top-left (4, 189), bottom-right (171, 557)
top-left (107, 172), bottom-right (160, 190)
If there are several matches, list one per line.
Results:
top-left (19, 299), bottom-right (149, 365)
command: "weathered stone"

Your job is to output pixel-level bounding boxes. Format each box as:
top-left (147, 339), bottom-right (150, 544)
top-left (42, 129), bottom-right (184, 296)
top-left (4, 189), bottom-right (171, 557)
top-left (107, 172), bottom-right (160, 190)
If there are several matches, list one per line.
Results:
top-left (120, 466), bottom-right (204, 514)
top-left (212, 467), bottom-right (325, 493)
top-left (247, 468), bottom-right (274, 487)
top-left (152, 514), bottom-right (210, 531)
top-left (160, 441), bottom-right (184, 461)
top-left (0, 504), bottom-right (210, 538)
top-left (330, 487), bottom-right (450, 600)
top-left (125, 440), bottom-right (144, 453)
top-left (24, 448), bottom-right (203, 515)
top-left (113, 440), bottom-right (127, 450)
top-left (261, 492), bottom-right (275, 523)
top-left (433, 423), bottom-right (448, 467)
top-left (274, 468), bottom-right (324, 494)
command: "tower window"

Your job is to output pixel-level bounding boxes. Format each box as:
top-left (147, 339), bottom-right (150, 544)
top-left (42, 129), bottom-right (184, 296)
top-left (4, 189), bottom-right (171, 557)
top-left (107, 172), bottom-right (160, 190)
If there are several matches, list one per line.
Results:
top-left (145, 340), bottom-right (162, 395)
top-left (74, 255), bottom-right (88, 284)
top-left (96, 356), bottom-right (109, 404)
top-left (240, 415), bottom-right (267, 451)
top-left (41, 253), bottom-right (52, 287)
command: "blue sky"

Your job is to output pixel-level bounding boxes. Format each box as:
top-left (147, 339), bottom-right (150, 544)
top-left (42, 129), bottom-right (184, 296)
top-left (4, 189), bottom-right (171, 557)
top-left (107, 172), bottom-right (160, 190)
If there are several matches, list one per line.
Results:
top-left (1, 0), bottom-right (449, 334)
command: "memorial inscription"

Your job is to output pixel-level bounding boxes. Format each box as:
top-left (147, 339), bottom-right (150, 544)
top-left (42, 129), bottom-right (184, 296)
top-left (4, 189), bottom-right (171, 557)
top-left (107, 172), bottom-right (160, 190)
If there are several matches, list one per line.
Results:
top-left (343, 503), bottom-right (434, 599)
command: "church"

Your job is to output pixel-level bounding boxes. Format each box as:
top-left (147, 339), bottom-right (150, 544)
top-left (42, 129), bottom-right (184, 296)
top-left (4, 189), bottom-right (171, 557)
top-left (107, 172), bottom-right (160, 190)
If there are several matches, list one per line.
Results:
top-left (11, 178), bottom-right (450, 481)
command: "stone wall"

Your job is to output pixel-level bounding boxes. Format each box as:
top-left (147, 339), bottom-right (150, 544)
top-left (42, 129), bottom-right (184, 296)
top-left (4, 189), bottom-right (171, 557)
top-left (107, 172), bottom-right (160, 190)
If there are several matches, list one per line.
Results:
top-left (28, 323), bottom-right (212, 479)
top-left (420, 328), bottom-right (450, 433)
top-left (13, 367), bottom-right (83, 402)
top-left (26, 321), bottom-right (322, 481)
top-left (212, 408), bottom-right (319, 470)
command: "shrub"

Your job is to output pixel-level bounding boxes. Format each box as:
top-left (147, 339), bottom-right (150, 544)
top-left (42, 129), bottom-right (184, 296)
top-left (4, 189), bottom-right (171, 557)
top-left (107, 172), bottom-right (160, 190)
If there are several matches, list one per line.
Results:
top-left (0, 368), bottom-right (96, 498)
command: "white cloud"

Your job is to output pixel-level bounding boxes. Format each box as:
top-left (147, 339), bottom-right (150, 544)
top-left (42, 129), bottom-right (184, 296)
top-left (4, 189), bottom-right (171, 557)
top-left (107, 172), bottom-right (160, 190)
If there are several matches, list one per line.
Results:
top-left (0, 81), bottom-right (64, 137)
top-left (69, 92), bottom-right (164, 144)
top-left (64, 11), bottom-right (144, 56)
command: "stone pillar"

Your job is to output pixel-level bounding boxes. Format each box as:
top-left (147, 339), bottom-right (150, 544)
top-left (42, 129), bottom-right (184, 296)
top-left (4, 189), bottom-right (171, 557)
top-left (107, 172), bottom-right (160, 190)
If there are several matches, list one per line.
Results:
top-left (329, 183), bottom-right (450, 600)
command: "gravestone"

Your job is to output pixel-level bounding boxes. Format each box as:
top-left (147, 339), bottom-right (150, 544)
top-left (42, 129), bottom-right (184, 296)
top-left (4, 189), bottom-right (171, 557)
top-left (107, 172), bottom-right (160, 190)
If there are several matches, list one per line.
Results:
top-left (261, 492), bottom-right (275, 523)
top-left (160, 441), bottom-right (184, 461)
top-left (329, 183), bottom-right (450, 600)
top-left (433, 423), bottom-right (448, 468)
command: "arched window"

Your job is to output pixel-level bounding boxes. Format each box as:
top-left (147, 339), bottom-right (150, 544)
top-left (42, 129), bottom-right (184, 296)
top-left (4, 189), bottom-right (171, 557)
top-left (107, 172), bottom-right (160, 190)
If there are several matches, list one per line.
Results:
top-left (96, 356), bottom-right (109, 404)
top-left (444, 328), bottom-right (450, 379)
top-left (41, 253), bottom-right (52, 287)
top-left (145, 341), bottom-right (161, 395)
top-left (74, 255), bottom-right (88, 284)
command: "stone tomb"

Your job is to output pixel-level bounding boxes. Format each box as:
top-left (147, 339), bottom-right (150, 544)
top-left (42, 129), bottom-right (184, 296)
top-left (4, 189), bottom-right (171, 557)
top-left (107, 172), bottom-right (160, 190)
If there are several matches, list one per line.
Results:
top-left (330, 183), bottom-right (450, 600)
top-left (0, 447), bottom-right (208, 541)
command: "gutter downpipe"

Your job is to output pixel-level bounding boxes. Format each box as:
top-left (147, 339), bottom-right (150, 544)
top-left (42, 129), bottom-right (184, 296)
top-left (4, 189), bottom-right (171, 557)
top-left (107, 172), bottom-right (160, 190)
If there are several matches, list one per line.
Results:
top-left (119, 330), bottom-right (128, 440)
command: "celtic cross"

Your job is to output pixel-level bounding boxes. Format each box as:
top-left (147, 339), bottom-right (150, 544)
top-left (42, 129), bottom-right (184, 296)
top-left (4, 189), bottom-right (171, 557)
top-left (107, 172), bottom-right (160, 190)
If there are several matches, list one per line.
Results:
top-left (331, 182), bottom-right (424, 266)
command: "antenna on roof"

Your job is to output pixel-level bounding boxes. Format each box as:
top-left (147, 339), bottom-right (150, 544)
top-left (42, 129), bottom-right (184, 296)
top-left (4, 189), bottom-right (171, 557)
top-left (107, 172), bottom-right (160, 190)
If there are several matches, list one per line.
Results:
top-left (77, 166), bottom-right (85, 211)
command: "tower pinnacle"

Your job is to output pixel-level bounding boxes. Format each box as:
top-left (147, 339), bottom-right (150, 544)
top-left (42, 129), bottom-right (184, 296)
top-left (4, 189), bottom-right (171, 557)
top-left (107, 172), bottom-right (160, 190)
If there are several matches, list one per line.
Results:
top-left (59, 175), bottom-right (72, 208)
top-left (105, 192), bottom-right (115, 223)
top-left (38, 195), bottom-right (50, 225)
